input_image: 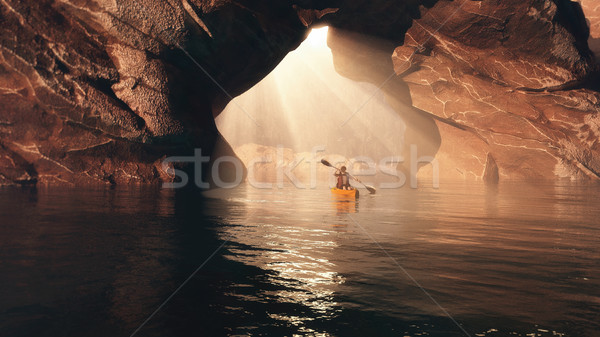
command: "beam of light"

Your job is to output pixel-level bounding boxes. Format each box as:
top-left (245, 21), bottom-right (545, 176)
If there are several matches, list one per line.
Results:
top-left (215, 26), bottom-right (408, 182)
top-left (304, 26), bottom-right (329, 48)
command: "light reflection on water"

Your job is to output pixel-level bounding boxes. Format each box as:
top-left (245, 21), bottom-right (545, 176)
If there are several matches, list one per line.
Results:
top-left (0, 182), bottom-right (599, 336)
top-left (204, 182), bottom-right (600, 336)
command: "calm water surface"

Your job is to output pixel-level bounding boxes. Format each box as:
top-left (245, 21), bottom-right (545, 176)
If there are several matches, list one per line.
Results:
top-left (0, 182), bottom-right (599, 337)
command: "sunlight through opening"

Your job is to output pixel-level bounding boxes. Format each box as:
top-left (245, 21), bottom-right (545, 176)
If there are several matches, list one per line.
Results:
top-left (305, 26), bottom-right (329, 48)
top-left (216, 26), bottom-right (406, 185)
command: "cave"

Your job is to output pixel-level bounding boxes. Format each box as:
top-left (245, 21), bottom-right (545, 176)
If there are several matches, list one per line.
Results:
top-left (3, 2), bottom-right (600, 336)
top-left (214, 26), bottom-right (430, 188)
top-left (0, 0), bottom-right (599, 187)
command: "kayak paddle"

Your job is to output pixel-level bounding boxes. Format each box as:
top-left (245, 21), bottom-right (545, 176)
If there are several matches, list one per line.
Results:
top-left (321, 159), bottom-right (376, 194)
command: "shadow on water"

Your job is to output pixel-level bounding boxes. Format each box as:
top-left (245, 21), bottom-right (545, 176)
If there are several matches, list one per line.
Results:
top-left (0, 186), bottom-right (229, 336)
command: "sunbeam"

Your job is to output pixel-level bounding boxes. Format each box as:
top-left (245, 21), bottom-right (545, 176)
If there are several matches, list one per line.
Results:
top-left (216, 26), bottom-right (407, 176)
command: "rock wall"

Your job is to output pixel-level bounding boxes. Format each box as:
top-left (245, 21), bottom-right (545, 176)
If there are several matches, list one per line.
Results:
top-left (328, 0), bottom-right (600, 182)
top-left (0, 0), bottom-right (598, 185)
top-left (0, 0), bottom-right (310, 185)
top-left (581, 0), bottom-right (600, 61)
top-left (400, 0), bottom-right (600, 181)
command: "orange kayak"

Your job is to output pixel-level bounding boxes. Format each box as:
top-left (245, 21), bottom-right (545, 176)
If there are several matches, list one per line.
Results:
top-left (331, 188), bottom-right (359, 198)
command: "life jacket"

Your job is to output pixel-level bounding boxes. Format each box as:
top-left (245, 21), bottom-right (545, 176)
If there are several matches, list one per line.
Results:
top-left (337, 173), bottom-right (349, 189)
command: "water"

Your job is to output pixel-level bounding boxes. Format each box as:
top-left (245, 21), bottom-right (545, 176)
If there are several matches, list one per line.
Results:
top-left (0, 182), bottom-right (599, 337)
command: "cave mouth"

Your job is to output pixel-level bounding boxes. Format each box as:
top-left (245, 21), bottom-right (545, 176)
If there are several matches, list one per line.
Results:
top-left (215, 26), bottom-right (408, 185)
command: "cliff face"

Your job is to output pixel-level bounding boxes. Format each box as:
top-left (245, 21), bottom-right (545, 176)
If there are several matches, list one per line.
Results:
top-left (581, 0), bottom-right (600, 62)
top-left (328, 0), bottom-right (600, 182)
top-left (0, 0), bottom-right (598, 185)
top-left (393, 0), bottom-right (600, 181)
top-left (0, 0), bottom-right (311, 185)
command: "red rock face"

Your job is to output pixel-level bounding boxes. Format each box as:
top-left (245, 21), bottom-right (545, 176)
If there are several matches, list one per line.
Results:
top-left (0, 0), bottom-right (310, 185)
top-left (0, 0), bottom-right (598, 185)
top-left (329, 0), bottom-right (600, 182)
top-left (581, 0), bottom-right (600, 61)
top-left (392, 0), bottom-right (600, 181)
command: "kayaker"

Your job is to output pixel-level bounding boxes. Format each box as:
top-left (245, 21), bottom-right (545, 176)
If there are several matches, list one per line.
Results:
top-left (335, 166), bottom-right (352, 190)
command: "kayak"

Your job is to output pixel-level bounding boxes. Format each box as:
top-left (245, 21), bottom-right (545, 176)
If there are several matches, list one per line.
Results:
top-left (331, 188), bottom-right (359, 198)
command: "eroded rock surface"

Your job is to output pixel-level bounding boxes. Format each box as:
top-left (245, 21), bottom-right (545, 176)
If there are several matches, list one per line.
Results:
top-left (0, 0), bottom-right (598, 185)
top-left (0, 0), bottom-right (311, 185)
top-left (0, 0), bottom-right (443, 185)
top-left (392, 0), bottom-right (600, 181)
top-left (581, 0), bottom-right (600, 61)
top-left (328, 0), bottom-right (600, 182)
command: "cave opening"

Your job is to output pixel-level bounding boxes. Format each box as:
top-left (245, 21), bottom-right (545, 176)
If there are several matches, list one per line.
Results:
top-left (214, 26), bottom-right (410, 186)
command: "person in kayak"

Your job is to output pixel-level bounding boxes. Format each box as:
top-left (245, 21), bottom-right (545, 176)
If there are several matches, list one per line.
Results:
top-left (335, 166), bottom-right (353, 190)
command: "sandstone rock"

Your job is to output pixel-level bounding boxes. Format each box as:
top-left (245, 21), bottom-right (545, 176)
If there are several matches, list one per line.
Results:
top-left (390, 0), bottom-right (600, 181)
top-left (580, 0), bottom-right (600, 61)
top-left (0, 0), bottom-right (311, 185)
top-left (0, 0), bottom-right (598, 185)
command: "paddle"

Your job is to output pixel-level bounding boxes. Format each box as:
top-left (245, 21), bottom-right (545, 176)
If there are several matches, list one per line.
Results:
top-left (321, 159), bottom-right (376, 194)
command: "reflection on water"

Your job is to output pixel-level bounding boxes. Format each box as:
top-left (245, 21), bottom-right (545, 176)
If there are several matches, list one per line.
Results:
top-left (332, 199), bottom-right (358, 215)
top-left (0, 182), bottom-right (599, 336)
top-left (215, 194), bottom-right (349, 333)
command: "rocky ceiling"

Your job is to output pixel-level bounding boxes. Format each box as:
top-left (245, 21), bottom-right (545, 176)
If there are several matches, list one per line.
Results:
top-left (0, 0), bottom-right (598, 185)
